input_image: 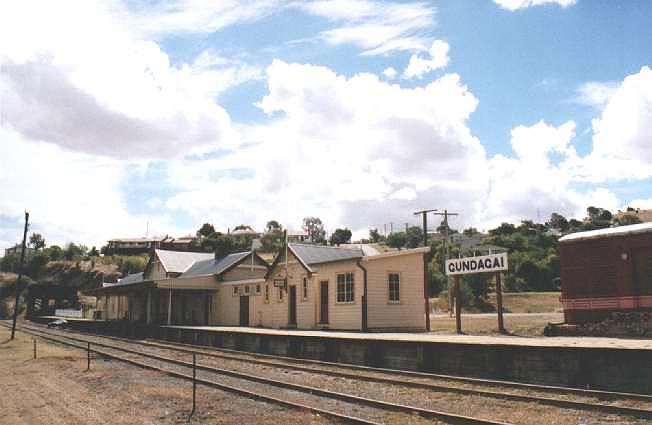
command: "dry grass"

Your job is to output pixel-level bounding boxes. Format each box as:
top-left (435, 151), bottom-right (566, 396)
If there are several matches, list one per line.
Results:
top-left (429, 312), bottom-right (563, 336)
top-left (490, 292), bottom-right (562, 313)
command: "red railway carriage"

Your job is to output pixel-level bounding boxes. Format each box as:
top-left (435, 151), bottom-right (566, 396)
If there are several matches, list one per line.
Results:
top-left (559, 223), bottom-right (652, 323)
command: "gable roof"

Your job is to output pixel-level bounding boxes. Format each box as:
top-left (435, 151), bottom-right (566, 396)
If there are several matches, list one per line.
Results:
top-left (181, 251), bottom-right (263, 278)
top-left (290, 243), bottom-right (364, 266)
top-left (155, 249), bottom-right (214, 274)
top-left (116, 272), bottom-right (145, 285)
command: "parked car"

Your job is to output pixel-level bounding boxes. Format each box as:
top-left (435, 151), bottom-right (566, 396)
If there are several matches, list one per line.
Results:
top-left (47, 319), bottom-right (68, 329)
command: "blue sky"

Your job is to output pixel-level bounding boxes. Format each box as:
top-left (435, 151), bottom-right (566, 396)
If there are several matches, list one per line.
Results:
top-left (1, 0), bottom-right (652, 251)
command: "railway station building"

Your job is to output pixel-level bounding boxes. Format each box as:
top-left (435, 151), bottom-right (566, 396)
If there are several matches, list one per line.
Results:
top-left (85, 244), bottom-right (430, 332)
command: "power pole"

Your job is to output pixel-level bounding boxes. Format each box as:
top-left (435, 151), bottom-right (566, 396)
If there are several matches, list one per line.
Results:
top-left (413, 209), bottom-right (438, 246)
top-left (413, 209), bottom-right (437, 332)
top-left (11, 211), bottom-right (29, 340)
top-left (433, 210), bottom-right (459, 318)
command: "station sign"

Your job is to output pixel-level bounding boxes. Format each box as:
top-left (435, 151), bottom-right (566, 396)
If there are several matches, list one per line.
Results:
top-left (445, 252), bottom-right (508, 276)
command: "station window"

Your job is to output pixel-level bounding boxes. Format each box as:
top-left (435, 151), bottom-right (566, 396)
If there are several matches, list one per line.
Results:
top-left (279, 286), bottom-right (284, 301)
top-left (233, 286), bottom-right (239, 297)
top-left (256, 284), bottom-right (261, 295)
top-left (302, 277), bottom-right (308, 301)
top-left (388, 273), bottom-right (400, 302)
top-left (336, 272), bottom-right (354, 303)
top-left (244, 285), bottom-right (250, 295)
top-left (265, 284), bottom-right (270, 302)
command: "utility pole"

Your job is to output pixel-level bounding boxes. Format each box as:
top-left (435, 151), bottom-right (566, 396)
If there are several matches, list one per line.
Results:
top-left (413, 209), bottom-right (437, 332)
top-left (413, 209), bottom-right (438, 246)
top-left (433, 210), bottom-right (459, 318)
top-left (11, 211), bottom-right (29, 340)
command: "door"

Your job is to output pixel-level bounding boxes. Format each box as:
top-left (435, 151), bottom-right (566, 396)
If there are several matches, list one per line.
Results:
top-left (239, 296), bottom-right (249, 326)
top-left (289, 286), bottom-right (297, 326)
top-left (319, 281), bottom-right (329, 324)
top-left (633, 247), bottom-right (652, 297)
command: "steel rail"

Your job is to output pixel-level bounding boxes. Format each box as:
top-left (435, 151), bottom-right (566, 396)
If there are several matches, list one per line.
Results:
top-left (12, 323), bottom-right (652, 421)
top-left (4, 325), bottom-right (378, 425)
top-left (8, 324), bottom-right (510, 425)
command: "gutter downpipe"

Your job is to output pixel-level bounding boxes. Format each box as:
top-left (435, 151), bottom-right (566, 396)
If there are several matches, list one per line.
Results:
top-left (424, 252), bottom-right (431, 332)
top-left (356, 259), bottom-right (368, 332)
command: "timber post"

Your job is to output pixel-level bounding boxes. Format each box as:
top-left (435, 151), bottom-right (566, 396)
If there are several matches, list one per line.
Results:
top-left (454, 276), bottom-right (462, 334)
top-left (496, 272), bottom-right (506, 334)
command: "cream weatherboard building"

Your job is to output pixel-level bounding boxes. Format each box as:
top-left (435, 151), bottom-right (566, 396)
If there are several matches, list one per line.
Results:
top-left (87, 244), bottom-right (430, 332)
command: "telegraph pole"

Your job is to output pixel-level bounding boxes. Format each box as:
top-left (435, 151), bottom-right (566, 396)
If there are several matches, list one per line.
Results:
top-left (413, 209), bottom-right (437, 246)
top-left (433, 210), bottom-right (459, 318)
top-left (413, 209), bottom-right (437, 332)
top-left (11, 211), bottom-right (29, 340)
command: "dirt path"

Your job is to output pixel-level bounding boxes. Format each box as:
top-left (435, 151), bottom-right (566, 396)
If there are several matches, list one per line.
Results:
top-left (0, 327), bottom-right (331, 424)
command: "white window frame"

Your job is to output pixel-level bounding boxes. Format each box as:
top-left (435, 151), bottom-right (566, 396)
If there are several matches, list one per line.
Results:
top-left (302, 277), bottom-right (308, 301)
top-left (388, 272), bottom-right (400, 303)
top-left (265, 284), bottom-right (270, 303)
top-left (232, 286), bottom-right (239, 297)
top-left (336, 272), bottom-right (355, 303)
top-left (256, 284), bottom-right (261, 295)
top-left (244, 285), bottom-right (250, 295)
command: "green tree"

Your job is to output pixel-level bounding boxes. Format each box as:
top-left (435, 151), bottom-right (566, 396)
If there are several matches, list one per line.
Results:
top-left (63, 243), bottom-right (85, 261)
top-left (547, 212), bottom-right (569, 232)
top-left (330, 228), bottom-right (352, 246)
top-left (46, 245), bottom-right (64, 261)
top-left (197, 223), bottom-right (216, 238)
top-left (265, 220), bottom-right (282, 232)
top-left (369, 228), bottom-right (384, 243)
top-left (405, 226), bottom-right (424, 248)
top-left (29, 233), bottom-right (46, 250)
top-left (302, 217), bottom-right (326, 244)
top-left (88, 246), bottom-right (100, 257)
top-left (261, 230), bottom-right (283, 252)
top-left (386, 232), bottom-right (407, 249)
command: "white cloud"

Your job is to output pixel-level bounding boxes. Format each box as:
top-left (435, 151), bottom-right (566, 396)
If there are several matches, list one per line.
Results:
top-left (165, 59), bottom-right (488, 233)
top-left (296, 0), bottom-right (436, 56)
top-left (128, 0), bottom-right (283, 37)
top-left (0, 0), bottom-right (260, 159)
top-left (577, 67), bottom-right (652, 182)
top-left (403, 39), bottom-right (450, 79)
top-left (494, 0), bottom-right (577, 11)
top-left (575, 81), bottom-right (619, 108)
top-left (482, 120), bottom-right (619, 226)
top-left (382, 67), bottom-right (398, 79)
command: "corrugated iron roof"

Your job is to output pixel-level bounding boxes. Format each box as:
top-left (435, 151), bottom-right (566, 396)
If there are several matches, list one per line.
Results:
top-left (116, 272), bottom-right (144, 285)
top-left (155, 249), bottom-right (214, 273)
top-left (559, 222), bottom-right (652, 243)
top-left (181, 251), bottom-right (251, 278)
top-left (289, 243), bottom-right (363, 267)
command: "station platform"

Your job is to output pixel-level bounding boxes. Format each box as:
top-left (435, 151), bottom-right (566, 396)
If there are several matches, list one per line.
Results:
top-left (29, 317), bottom-right (652, 394)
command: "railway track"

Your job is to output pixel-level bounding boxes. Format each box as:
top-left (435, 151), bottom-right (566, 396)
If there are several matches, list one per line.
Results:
top-left (15, 322), bottom-right (652, 421)
top-left (5, 323), bottom-right (511, 425)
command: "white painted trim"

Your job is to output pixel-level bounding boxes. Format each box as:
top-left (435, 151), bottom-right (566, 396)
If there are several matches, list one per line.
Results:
top-left (562, 295), bottom-right (652, 310)
top-left (219, 278), bottom-right (266, 286)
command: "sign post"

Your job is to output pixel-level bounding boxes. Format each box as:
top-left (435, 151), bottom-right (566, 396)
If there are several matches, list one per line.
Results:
top-left (445, 252), bottom-right (508, 335)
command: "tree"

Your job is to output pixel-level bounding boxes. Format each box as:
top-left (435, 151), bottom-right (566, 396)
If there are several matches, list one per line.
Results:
top-left (261, 231), bottom-right (283, 252)
top-left (233, 224), bottom-right (253, 232)
top-left (63, 243), bottom-right (85, 261)
top-left (547, 213), bottom-right (569, 232)
top-left (88, 246), bottom-right (100, 257)
top-left (29, 233), bottom-right (46, 250)
top-left (405, 226), bottom-right (424, 248)
top-left (265, 220), bottom-right (282, 233)
top-left (302, 217), bottom-right (326, 244)
top-left (330, 228), bottom-right (352, 246)
top-left (197, 223), bottom-right (216, 238)
top-left (369, 228), bottom-right (384, 243)
top-left (386, 232), bottom-right (407, 249)
top-left (463, 227), bottom-right (479, 236)
top-left (46, 245), bottom-right (64, 261)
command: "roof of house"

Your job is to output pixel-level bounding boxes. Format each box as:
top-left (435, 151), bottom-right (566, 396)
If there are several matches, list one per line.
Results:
top-left (338, 243), bottom-right (380, 256)
top-left (559, 222), bottom-right (652, 243)
top-left (109, 236), bottom-right (167, 243)
top-left (155, 249), bottom-right (214, 274)
top-left (105, 272), bottom-right (145, 287)
top-left (289, 243), bottom-right (364, 268)
top-left (181, 251), bottom-right (252, 278)
top-left (615, 208), bottom-right (652, 223)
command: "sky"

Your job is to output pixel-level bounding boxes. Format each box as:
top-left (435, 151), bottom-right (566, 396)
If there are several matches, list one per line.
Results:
top-left (1, 0), bottom-right (652, 252)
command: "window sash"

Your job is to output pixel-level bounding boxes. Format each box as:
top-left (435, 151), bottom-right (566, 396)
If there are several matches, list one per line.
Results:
top-left (302, 277), bottom-right (308, 300)
top-left (388, 273), bottom-right (400, 301)
top-left (336, 273), bottom-right (354, 302)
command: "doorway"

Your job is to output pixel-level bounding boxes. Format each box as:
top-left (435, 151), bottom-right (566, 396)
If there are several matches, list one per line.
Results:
top-left (239, 296), bottom-right (249, 326)
top-left (633, 247), bottom-right (652, 297)
top-left (289, 286), bottom-right (297, 326)
top-left (319, 281), bottom-right (329, 324)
